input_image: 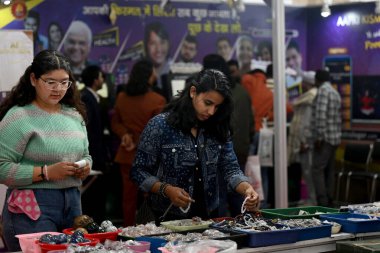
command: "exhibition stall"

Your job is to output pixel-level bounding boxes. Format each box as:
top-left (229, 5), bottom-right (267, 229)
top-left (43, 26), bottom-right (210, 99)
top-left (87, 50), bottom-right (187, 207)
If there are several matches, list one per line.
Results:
top-left (1, 0), bottom-right (380, 252)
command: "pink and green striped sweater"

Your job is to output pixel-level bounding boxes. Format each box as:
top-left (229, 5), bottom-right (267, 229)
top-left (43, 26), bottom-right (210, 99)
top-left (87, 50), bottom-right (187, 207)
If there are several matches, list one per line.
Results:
top-left (0, 103), bottom-right (92, 189)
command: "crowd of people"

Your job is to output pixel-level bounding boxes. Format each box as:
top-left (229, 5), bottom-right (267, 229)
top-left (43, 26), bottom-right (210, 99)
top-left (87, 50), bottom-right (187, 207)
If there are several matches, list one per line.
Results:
top-left (0, 16), bottom-right (343, 252)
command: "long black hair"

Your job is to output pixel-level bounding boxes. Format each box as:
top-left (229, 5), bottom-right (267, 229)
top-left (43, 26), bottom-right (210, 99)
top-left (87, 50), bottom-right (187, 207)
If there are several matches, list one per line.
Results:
top-left (164, 69), bottom-right (233, 142)
top-left (0, 50), bottom-right (86, 121)
top-left (124, 59), bottom-right (153, 96)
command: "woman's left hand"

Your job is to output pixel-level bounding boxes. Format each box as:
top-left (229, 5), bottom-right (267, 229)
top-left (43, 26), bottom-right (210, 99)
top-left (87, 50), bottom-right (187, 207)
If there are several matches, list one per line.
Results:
top-left (243, 186), bottom-right (260, 212)
top-left (73, 162), bottom-right (91, 180)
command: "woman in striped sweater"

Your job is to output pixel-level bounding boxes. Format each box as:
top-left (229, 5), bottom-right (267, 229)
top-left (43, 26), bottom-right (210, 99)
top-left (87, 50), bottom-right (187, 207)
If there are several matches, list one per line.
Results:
top-left (0, 50), bottom-right (92, 251)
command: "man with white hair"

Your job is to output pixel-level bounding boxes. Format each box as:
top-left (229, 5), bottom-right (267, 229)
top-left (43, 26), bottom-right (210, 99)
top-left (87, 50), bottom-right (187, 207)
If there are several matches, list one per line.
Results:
top-left (63, 20), bottom-right (93, 80)
top-left (236, 35), bottom-right (254, 74)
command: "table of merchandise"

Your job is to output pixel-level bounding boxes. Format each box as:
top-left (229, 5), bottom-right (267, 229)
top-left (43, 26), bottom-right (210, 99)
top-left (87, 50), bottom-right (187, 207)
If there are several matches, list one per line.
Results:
top-left (236, 232), bottom-right (380, 253)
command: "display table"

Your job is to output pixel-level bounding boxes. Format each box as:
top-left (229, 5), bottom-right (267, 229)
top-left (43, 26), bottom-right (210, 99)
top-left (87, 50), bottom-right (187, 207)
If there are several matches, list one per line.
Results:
top-left (237, 232), bottom-right (380, 253)
top-left (12, 232), bottom-right (380, 253)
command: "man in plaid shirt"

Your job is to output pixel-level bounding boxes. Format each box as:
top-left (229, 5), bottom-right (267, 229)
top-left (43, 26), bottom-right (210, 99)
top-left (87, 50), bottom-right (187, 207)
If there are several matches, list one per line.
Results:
top-left (312, 69), bottom-right (342, 207)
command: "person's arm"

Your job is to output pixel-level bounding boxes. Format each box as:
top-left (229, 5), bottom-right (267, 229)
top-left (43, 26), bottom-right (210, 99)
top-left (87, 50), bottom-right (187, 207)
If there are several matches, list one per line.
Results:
top-left (130, 116), bottom-right (163, 191)
top-left (216, 139), bottom-right (260, 210)
top-left (235, 182), bottom-right (259, 211)
top-left (110, 94), bottom-right (135, 150)
top-left (151, 181), bottom-right (193, 208)
top-left (300, 105), bottom-right (314, 148)
top-left (130, 115), bottom-right (194, 208)
top-left (111, 94), bottom-right (131, 139)
top-left (247, 95), bottom-right (255, 141)
top-left (0, 116), bottom-right (79, 186)
top-left (0, 111), bottom-right (37, 186)
top-left (73, 123), bottom-right (92, 180)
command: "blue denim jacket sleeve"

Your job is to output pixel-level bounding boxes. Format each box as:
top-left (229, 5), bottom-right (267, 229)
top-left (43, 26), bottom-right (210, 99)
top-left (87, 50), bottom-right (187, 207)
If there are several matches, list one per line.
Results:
top-left (130, 114), bottom-right (164, 192)
top-left (218, 140), bottom-right (249, 190)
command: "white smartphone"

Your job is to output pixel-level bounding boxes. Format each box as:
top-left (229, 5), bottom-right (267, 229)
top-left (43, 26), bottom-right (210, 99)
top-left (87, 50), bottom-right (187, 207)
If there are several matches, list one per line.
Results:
top-left (74, 160), bottom-right (86, 169)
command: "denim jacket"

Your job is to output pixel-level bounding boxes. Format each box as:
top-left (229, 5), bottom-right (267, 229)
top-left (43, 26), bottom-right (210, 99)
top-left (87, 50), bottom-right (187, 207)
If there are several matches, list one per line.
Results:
top-left (131, 113), bottom-right (248, 217)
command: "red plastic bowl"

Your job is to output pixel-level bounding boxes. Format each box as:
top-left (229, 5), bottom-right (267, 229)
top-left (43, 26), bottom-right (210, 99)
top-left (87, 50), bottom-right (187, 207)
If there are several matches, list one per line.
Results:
top-left (37, 238), bottom-right (99, 253)
top-left (16, 232), bottom-right (62, 253)
top-left (63, 228), bottom-right (120, 243)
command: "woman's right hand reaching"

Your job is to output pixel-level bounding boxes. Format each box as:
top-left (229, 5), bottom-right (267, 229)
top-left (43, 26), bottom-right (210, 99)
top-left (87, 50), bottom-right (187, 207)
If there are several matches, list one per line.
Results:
top-left (165, 185), bottom-right (195, 208)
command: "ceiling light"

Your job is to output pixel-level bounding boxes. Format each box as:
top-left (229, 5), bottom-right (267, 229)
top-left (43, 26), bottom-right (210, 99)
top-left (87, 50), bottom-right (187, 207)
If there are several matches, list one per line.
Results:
top-left (3, 0), bottom-right (11, 5)
top-left (321, 3), bottom-right (331, 17)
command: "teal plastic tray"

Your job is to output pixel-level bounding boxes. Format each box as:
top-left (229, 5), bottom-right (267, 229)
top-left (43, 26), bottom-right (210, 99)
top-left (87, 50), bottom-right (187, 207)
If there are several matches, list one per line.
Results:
top-left (261, 206), bottom-right (342, 219)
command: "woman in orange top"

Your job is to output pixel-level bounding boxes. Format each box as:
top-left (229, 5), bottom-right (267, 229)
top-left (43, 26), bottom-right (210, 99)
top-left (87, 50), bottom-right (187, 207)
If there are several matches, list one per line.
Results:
top-left (111, 60), bottom-right (166, 226)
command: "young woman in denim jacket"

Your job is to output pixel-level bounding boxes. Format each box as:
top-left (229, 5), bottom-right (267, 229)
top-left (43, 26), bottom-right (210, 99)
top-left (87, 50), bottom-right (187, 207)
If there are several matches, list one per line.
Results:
top-left (131, 69), bottom-right (259, 221)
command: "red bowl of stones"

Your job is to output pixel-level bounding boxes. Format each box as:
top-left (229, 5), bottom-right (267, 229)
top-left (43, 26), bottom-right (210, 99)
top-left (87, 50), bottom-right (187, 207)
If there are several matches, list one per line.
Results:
top-left (37, 238), bottom-right (99, 253)
top-left (63, 228), bottom-right (120, 243)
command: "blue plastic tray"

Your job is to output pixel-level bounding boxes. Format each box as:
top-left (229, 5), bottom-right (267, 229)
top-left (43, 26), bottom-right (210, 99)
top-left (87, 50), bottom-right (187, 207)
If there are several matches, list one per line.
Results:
top-left (295, 223), bottom-right (332, 241)
top-left (234, 226), bottom-right (298, 247)
top-left (137, 228), bottom-right (248, 249)
top-left (319, 213), bottom-right (380, 233)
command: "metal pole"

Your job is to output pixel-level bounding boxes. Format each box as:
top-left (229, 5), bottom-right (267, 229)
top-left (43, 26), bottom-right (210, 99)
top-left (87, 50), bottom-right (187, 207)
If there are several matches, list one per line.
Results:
top-left (272, 0), bottom-right (288, 208)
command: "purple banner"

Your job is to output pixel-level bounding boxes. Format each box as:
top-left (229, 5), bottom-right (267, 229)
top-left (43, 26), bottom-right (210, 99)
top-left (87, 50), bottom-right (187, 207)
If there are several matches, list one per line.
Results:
top-left (3, 0), bottom-right (308, 85)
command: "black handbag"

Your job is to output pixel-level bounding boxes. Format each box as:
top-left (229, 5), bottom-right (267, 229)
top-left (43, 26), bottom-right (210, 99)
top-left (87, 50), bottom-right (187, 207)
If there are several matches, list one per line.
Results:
top-left (135, 195), bottom-right (155, 225)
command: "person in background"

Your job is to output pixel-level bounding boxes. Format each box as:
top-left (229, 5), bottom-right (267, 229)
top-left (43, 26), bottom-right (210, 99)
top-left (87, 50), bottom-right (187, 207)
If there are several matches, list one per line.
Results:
top-left (144, 21), bottom-right (171, 93)
top-left (80, 65), bottom-right (110, 222)
top-left (216, 36), bottom-right (232, 62)
top-left (47, 22), bottom-right (63, 50)
top-left (241, 68), bottom-right (271, 207)
top-left (24, 10), bottom-right (48, 54)
top-left (236, 35), bottom-right (254, 74)
top-left (241, 68), bottom-right (272, 132)
top-left (130, 69), bottom-right (259, 223)
top-left (227, 59), bottom-right (242, 84)
top-left (178, 35), bottom-right (198, 63)
top-left (265, 63), bottom-right (274, 91)
top-left (0, 50), bottom-right (91, 251)
top-left (111, 60), bottom-right (166, 226)
top-left (257, 40), bottom-right (272, 62)
top-left (62, 20), bottom-right (93, 81)
top-left (288, 77), bottom-right (318, 206)
top-left (312, 69), bottom-right (341, 207)
top-left (203, 54), bottom-right (254, 216)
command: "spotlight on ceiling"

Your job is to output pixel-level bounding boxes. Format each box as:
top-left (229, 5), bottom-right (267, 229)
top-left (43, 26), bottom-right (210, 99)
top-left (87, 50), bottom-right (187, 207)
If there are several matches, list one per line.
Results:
top-left (321, 3), bottom-right (331, 18)
top-left (2, 0), bottom-right (11, 5)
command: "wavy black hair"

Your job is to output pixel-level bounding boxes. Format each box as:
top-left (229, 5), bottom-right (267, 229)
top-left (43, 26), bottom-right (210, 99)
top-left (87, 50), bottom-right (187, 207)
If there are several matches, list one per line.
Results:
top-left (0, 50), bottom-right (86, 121)
top-left (123, 59), bottom-right (154, 96)
top-left (164, 69), bottom-right (233, 142)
